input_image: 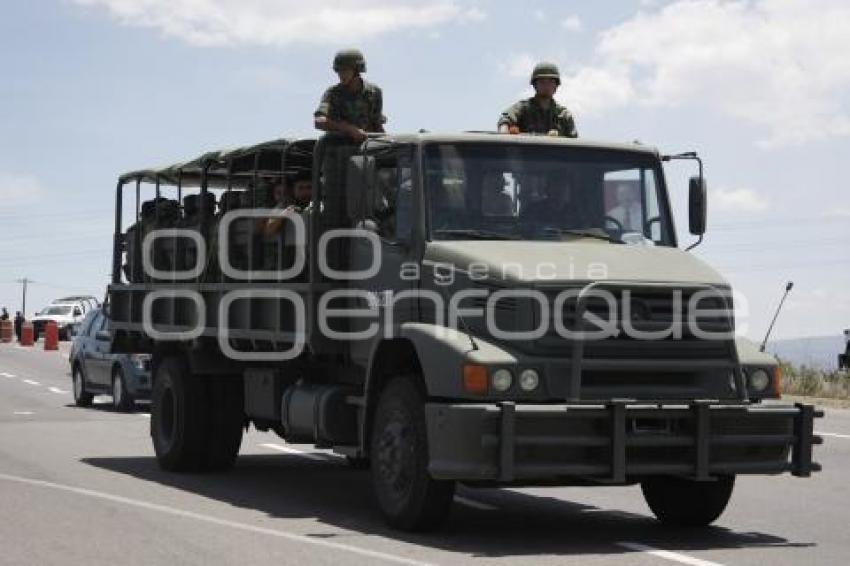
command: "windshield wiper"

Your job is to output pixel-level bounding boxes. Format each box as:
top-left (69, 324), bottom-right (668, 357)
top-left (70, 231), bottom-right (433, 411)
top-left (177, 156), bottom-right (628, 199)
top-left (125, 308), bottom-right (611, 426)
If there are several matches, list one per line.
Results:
top-left (555, 228), bottom-right (624, 243)
top-left (433, 229), bottom-right (519, 240)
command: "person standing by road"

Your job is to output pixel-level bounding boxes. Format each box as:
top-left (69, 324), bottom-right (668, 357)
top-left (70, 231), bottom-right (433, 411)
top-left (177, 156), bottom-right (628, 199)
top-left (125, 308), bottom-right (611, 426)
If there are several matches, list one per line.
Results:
top-left (13, 311), bottom-right (23, 342)
top-left (498, 62), bottom-right (578, 137)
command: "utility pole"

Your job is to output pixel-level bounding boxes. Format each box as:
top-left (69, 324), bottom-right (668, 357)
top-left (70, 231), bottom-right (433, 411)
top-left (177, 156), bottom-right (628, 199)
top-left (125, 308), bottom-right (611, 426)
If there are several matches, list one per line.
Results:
top-left (16, 277), bottom-right (32, 318)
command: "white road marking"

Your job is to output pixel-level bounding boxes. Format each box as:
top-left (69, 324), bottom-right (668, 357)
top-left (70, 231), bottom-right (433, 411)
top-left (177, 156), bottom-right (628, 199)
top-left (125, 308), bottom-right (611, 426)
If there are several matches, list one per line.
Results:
top-left (616, 542), bottom-right (724, 566)
top-left (816, 431), bottom-right (850, 439)
top-left (22, 379), bottom-right (41, 386)
top-left (0, 372), bottom-right (16, 378)
top-left (454, 495), bottom-right (497, 511)
top-left (260, 442), bottom-right (330, 462)
top-left (13, 411), bottom-right (34, 416)
top-left (48, 387), bottom-right (69, 395)
top-left (0, 473), bottom-right (433, 566)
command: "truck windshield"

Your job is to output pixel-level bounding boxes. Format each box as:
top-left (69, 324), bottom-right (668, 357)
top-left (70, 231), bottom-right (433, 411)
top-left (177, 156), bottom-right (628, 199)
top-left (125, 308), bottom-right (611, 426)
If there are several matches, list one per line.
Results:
top-left (424, 143), bottom-right (674, 246)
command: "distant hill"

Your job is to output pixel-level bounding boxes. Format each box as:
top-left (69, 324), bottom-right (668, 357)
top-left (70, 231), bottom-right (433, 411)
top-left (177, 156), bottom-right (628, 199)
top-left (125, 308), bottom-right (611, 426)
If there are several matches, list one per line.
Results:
top-left (765, 335), bottom-right (847, 370)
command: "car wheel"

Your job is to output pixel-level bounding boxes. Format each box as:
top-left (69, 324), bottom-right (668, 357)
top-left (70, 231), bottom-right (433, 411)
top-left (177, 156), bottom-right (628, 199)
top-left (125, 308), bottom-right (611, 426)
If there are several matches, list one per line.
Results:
top-left (72, 364), bottom-right (93, 407)
top-left (112, 367), bottom-right (135, 412)
top-left (370, 375), bottom-right (455, 531)
top-left (641, 475), bottom-right (735, 527)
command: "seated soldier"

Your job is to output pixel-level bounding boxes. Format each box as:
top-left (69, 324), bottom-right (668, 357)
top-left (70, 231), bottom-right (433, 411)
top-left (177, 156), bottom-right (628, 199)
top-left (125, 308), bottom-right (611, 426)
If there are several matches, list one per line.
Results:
top-left (606, 182), bottom-right (643, 233)
top-left (520, 177), bottom-right (585, 230)
top-left (260, 172), bottom-right (312, 239)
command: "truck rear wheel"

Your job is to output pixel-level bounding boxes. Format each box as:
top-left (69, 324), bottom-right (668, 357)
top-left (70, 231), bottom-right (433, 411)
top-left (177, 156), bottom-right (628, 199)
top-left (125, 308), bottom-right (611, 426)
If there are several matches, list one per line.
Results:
top-left (204, 375), bottom-right (244, 471)
top-left (370, 376), bottom-right (455, 531)
top-left (151, 357), bottom-right (209, 472)
top-left (151, 357), bottom-right (244, 472)
top-left (641, 475), bottom-right (735, 527)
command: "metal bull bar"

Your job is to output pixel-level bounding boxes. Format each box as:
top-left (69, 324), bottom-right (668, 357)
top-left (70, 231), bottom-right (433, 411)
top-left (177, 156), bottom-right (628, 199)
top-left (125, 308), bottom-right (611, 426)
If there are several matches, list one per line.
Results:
top-left (493, 400), bottom-right (823, 483)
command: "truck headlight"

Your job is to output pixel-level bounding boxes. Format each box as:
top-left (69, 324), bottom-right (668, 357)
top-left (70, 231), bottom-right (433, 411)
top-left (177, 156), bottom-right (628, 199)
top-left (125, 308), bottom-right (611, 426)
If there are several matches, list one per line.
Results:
top-left (491, 369), bottom-right (513, 392)
top-left (748, 368), bottom-right (771, 393)
top-left (519, 369), bottom-right (540, 391)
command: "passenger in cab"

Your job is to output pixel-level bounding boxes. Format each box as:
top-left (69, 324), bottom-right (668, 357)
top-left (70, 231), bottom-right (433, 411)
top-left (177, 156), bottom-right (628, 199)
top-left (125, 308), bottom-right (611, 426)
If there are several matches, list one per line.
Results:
top-left (314, 49), bottom-right (385, 143)
top-left (521, 178), bottom-right (585, 229)
top-left (606, 183), bottom-right (643, 233)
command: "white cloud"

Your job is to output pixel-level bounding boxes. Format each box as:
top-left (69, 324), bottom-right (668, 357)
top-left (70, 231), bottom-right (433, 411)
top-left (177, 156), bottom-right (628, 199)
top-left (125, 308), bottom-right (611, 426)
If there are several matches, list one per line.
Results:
top-left (72, 0), bottom-right (485, 46)
top-left (560, 66), bottom-right (634, 116)
top-left (556, 0), bottom-right (850, 147)
top-left (533, 9), bottom-right (545, 21)
top-left (501, 53), bottom-right (536, 80)
top-left (711, 187), bottom-right (769, 212)
top-left (560, 15), bottom-right (582, 32)
top-left (0, 173), bottom-right (46, 206)
top-left (823, 208), bottom-right (850, 219)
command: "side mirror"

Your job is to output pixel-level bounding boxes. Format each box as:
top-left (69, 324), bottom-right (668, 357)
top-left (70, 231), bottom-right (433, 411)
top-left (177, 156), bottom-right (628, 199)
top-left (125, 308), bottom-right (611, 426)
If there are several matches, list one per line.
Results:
top-left (688, 176), bottom-right (707, 235)
top-left (345, 155), bottom-right (377, 220)
top-left (95, 330), bottom-right (111, 342)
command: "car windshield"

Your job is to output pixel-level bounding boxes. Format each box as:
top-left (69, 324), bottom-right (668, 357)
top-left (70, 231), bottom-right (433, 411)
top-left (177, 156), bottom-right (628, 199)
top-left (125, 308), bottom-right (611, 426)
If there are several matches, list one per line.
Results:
top-left (424, 143), bottom-right (674, 245)
top-left (41, 306), bottom-right (72, 315)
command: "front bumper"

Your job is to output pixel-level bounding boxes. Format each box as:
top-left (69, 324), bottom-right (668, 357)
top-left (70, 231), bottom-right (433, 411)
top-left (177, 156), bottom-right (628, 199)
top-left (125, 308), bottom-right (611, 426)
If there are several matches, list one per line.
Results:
top-left (426, 401), bottom-right (822, 483)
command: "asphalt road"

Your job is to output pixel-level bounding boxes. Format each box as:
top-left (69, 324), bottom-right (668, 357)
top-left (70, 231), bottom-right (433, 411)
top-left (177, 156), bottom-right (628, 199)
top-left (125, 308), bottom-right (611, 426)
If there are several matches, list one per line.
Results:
top-left (1, 342), bottom-right (848, 566)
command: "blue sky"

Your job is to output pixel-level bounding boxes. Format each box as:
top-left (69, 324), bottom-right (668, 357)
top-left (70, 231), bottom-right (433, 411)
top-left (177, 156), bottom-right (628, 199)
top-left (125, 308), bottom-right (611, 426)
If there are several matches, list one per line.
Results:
top-left (1, 0), bottom-right (848, 341)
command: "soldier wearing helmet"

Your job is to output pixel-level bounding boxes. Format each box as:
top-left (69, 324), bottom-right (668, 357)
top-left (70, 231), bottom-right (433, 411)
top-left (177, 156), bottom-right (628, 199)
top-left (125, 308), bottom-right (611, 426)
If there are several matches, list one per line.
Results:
top-left (498, 62), bottom-right (578, 138)
top-left (314, 49), bottom-right (386, 143)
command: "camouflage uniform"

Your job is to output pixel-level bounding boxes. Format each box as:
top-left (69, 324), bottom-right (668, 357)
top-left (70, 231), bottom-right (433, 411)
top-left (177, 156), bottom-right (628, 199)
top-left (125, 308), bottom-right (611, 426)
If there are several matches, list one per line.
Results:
top-left (314, 81), bottom-right (385, 133)
top-left (498, 97), bottom-right (578, 138)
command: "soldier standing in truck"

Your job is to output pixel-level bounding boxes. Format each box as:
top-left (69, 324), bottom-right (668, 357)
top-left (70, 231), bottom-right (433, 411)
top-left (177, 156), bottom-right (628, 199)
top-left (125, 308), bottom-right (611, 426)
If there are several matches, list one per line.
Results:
top-left (314, 49), bottom-right (385, 143)
top-left (498, 62), bottom-right (578, 138)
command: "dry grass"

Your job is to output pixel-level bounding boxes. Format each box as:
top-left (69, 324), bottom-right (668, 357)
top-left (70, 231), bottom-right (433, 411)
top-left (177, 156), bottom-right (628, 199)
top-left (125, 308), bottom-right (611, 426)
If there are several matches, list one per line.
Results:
top-left (780, 360), bottom-right (850, 400)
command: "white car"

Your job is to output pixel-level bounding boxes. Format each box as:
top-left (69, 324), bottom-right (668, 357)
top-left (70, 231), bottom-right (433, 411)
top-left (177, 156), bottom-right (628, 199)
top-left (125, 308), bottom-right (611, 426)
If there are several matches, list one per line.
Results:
top-left (31, 303), bottom-right (86, 341)
top-left (50, 295), bottom-right (100, 316)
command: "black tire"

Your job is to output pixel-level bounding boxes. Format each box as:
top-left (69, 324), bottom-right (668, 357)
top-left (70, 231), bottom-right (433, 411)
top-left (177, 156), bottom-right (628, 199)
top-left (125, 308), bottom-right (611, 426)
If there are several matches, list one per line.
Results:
top-left (641, 475), bottom-right (735, 527)
top-left (112, 366), bottom-right (135, 412)
top-left (72, 364), bottom-right (93, 407)
top-left (203, 375), bottom-right (244, 472)
top-left (370, 376), bottom-right (455, 531)
top-left (150, 356), bottom-right (209, 472)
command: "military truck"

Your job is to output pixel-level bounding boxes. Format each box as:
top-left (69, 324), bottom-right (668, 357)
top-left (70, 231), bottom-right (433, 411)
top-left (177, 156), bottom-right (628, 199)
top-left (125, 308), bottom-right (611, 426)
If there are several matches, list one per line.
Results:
top-left (106, 133), bottom-right (821, 531)
top-left (840, 329), bottom-right (849, 370)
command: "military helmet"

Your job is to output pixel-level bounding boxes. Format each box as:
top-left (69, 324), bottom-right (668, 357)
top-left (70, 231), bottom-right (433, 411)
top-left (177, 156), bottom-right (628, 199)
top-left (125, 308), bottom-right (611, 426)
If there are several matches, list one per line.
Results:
top-left (530, 61), bottom-right (561, 85)
top-left (333, 49), bottom-right (366, 73)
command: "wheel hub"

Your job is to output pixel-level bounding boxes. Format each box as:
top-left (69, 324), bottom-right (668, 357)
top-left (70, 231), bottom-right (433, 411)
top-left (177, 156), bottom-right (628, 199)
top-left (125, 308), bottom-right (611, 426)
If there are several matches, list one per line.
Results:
top-left (376, 410), bottom-right (415, 499)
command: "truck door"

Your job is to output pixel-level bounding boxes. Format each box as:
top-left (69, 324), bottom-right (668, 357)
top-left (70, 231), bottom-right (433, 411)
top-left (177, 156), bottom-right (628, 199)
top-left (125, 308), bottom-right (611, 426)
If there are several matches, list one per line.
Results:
top-left (348, 148), bottom-right (417, 365)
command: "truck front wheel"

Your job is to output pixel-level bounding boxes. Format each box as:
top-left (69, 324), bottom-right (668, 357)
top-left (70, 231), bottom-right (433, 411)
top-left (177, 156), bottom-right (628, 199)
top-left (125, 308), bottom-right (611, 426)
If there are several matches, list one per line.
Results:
top-left (370, 376), bottom-right (455, 531)
top-left (641, 475), bottom-right (735, 527)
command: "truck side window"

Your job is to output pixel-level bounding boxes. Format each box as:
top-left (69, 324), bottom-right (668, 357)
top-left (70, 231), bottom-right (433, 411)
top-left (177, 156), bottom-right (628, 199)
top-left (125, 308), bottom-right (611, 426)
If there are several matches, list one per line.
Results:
top-left (371, 157), bottom-right (412, 243)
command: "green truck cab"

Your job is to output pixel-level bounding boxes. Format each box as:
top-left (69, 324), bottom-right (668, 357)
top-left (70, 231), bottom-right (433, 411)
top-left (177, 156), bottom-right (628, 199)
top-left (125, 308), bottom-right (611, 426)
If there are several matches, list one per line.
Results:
top-left (107, 133), bottom-right (821, 531)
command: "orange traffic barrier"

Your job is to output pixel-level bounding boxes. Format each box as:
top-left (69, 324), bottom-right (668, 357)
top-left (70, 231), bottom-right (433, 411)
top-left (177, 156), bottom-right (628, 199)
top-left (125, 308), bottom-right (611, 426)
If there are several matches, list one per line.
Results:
top-left (0, 320), bottom-right (12, 343)
top-left (20, 322), bottom-right (34, 346)
top-left (44, 321), bottom-right (58, 351)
